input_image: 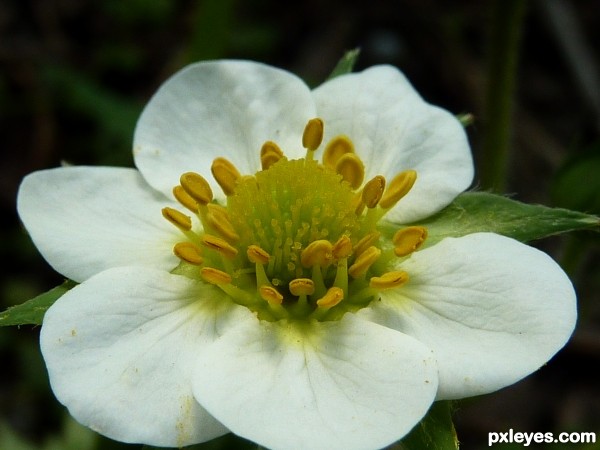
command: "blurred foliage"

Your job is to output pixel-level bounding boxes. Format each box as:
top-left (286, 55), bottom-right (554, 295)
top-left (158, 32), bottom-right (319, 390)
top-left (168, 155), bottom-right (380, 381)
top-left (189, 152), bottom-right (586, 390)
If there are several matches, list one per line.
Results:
top-left (398, 401), bottom-right (458, 450)
top-left (1, 0), bottom-right (599, 449)
top-left (552, 143), bottom-right (600, 214)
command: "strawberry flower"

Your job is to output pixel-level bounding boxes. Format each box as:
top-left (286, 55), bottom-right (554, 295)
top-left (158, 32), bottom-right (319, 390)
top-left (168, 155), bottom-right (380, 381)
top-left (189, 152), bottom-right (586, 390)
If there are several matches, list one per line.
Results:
top-left (17, 61), bottom-right (576, 450)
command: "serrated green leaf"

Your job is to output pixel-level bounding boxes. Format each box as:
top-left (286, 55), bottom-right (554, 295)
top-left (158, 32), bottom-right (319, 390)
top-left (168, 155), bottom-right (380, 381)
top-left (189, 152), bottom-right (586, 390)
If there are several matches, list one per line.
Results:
top-left (396, 401), bottom-right (458, 450)
top-left (0, 280), bottom-right (77, 327)
top-left (381, 192), bottom-right (599, 246)
top-left (326, 48), bottom-right (361, 80)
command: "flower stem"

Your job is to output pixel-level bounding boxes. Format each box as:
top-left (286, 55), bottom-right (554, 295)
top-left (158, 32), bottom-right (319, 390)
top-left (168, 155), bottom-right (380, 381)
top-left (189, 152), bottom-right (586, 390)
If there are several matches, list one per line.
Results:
top-left (481, 0), bottom-right (528, 192)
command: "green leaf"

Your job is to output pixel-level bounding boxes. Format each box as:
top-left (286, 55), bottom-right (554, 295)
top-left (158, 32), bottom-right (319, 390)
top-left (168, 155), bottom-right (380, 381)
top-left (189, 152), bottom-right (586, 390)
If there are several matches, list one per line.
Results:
top-left (396, 401), bottom-right (458, 450)
top-left (326, 48), bottom-right (361, 80)
top-left (0, 280), bottom-right (77, 327)
top-left (386, 192), bottom-right (599, 247)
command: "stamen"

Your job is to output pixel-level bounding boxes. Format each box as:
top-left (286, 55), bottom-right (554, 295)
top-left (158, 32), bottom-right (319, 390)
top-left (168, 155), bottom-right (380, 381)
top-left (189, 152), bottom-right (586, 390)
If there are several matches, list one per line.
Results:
top-left (162, 207), bottom-right (192, 231)
top-left (180, 172), bottom-right (213, 205)
top-left (348, 246), bottom-right (381, 278)
top-left (247, 245), bottom-right (271, 265)
top-left (173, 185), bottom-right (199, 213)
top-left (206, 203), bottom-right (230, 219)
top-left (302, 118), bottom-right (324, 152)
top-left (362, 176), bottom-right (386, 208)
top-left (259, 285), bottom-right (284, 306)
top-left (289, 278), bottom-right (315, 296)
top-left (260, 141), bottom-right (284, 170)
top-left (370, 271), bottom-right (409, 289)
top-left (332, 235), bottom-right (352, 259)
top-left (211, 157), bottom-right (241, 196)
top-left (379, 170), bottom-right (417, 209)
top-left (300, 240), bottom-right (333, 267)
top-left (335, 153), bottom-right (365, 189)
top-left (206, 208), bottom-right (239, 242)
top-left (322, 135), bottom-right (354, 168)
top-left (316, 287), bottom-right (344, 308)
top-left (393, 226), bottom-right (428, 257)
top-left (201, 234), bottom-right (238, 259)
top-left (173, 242), bottom-right (204, 265)
top-left (247, 245), bottom-right (271, 288)
top-left (200, 267), bottom-right (232, 285)
top-left (352, 191), bottom-right (365, 216)
top-left (332, 235), bottom-right (351, 297)
top-left (353, 231), bottom-right (380, 257)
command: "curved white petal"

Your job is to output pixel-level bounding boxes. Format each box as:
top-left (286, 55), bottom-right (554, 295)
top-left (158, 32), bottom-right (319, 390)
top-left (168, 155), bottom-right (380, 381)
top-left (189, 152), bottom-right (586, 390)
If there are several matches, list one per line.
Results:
top-left (313, 65), bottom-right (473, 223)
top-left (360, 233), bottom-right (577, 400)
top-left (192, 314), bottom-right (438, 450)
top-left (134, 60), bottom-right (317, 199)
top-left (40, 267), bottom-right (253, 446)
top-left (17, 167), bottom-right (182, 282)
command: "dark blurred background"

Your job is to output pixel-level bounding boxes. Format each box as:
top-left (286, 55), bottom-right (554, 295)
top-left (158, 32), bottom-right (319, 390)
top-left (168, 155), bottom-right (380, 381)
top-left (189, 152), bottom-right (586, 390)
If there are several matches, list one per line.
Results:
top-left (1, 1), bottom-right (599, 449)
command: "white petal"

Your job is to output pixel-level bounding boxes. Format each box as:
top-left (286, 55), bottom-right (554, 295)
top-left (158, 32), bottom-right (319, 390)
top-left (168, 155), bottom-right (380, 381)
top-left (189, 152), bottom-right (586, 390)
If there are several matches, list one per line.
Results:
top-left (192, 314), bottom-right (438, 450)
top-left (313, 66), bottom-right (473, 222)
top-left (17, 167), bottom-right (182, 282)
top-left (360, 233), bottom-right (577, 400)
top-left (134, 60), bottom-right (317, 198)
top-left (40, 267), bottom-right (252, 446)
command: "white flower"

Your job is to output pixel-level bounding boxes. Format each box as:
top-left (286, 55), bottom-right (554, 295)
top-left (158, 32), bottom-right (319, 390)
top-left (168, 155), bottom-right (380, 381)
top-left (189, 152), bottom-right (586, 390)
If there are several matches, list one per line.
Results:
top-left (17, 61), bottom-right (576, 450)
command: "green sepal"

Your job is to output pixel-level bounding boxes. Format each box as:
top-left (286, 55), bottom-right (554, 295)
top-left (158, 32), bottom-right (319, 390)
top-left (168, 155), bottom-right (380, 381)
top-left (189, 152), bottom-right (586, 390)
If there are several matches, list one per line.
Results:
top-left (396, 401), bottom-right (458, 450)
top-left (380, 191), bottom-right (599, 247)
top-left (0, 280), bottom-right (77, 327)
top-left (326, 48), bottom-right (361, 80)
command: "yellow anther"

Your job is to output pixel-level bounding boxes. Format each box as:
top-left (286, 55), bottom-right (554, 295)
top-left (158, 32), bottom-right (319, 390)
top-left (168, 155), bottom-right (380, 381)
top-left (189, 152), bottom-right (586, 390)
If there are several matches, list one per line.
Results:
top-left (348, 246), bottom-right (381, 278)
top-left (173, 185), bottom-right (199, 213)
top-left (207, 202), bottom-right (230, 219)
top-left (335, 153), bottom-right (365, 190)
top-left (260, 141), bottom-right (284, 170)
top-left (393, 226), bottom-right (428, 257)
top-left (322, 135), bottom-right (354, 168)
top-left (247, 245), bottom-right (271, 265)
top-left (352, 190), bottom-right (365, 216)
top-left (259, 285), bottom-right (284, 306)
top-left (362, 175), bottom-right (386, 208)
top-left (370, 271), bottom-right (409, 289)
top-left (302, 118), bottom-right (324, 150)
top-left (161, 207), bottom-right (192, 231)
top-left (380, 170), bottom-right (417, 209)
top-left (289, 278), bottom-right (315, 296)
top-left (180, 172), bottom-right (213, 205)
top-left (211, 157), bottom-right (241, 196)
top-left (201, 234), bottom-right (238, 259)
top-left (300, 240), bottom-right (333, 267)
top-left (239, 174), bottom-right (258, 188)
top-left (173, 242), bottom-right (204, 265)
top-left (353, 231), bottom-right (380, 257)
top-left (332, 235), bottom-right (353, 259)
top-left (200, 267), bottom-right (232, 285)
top-left (206, 210), bottom-right (239, 242)
top-left (316, 287), bottom-right (344, 308)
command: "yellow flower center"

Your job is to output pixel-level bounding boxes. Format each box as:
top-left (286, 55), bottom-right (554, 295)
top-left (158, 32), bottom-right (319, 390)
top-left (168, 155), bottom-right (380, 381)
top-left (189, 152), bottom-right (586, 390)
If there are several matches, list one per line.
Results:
top-left (162, 118), bottom-right (427, 321)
